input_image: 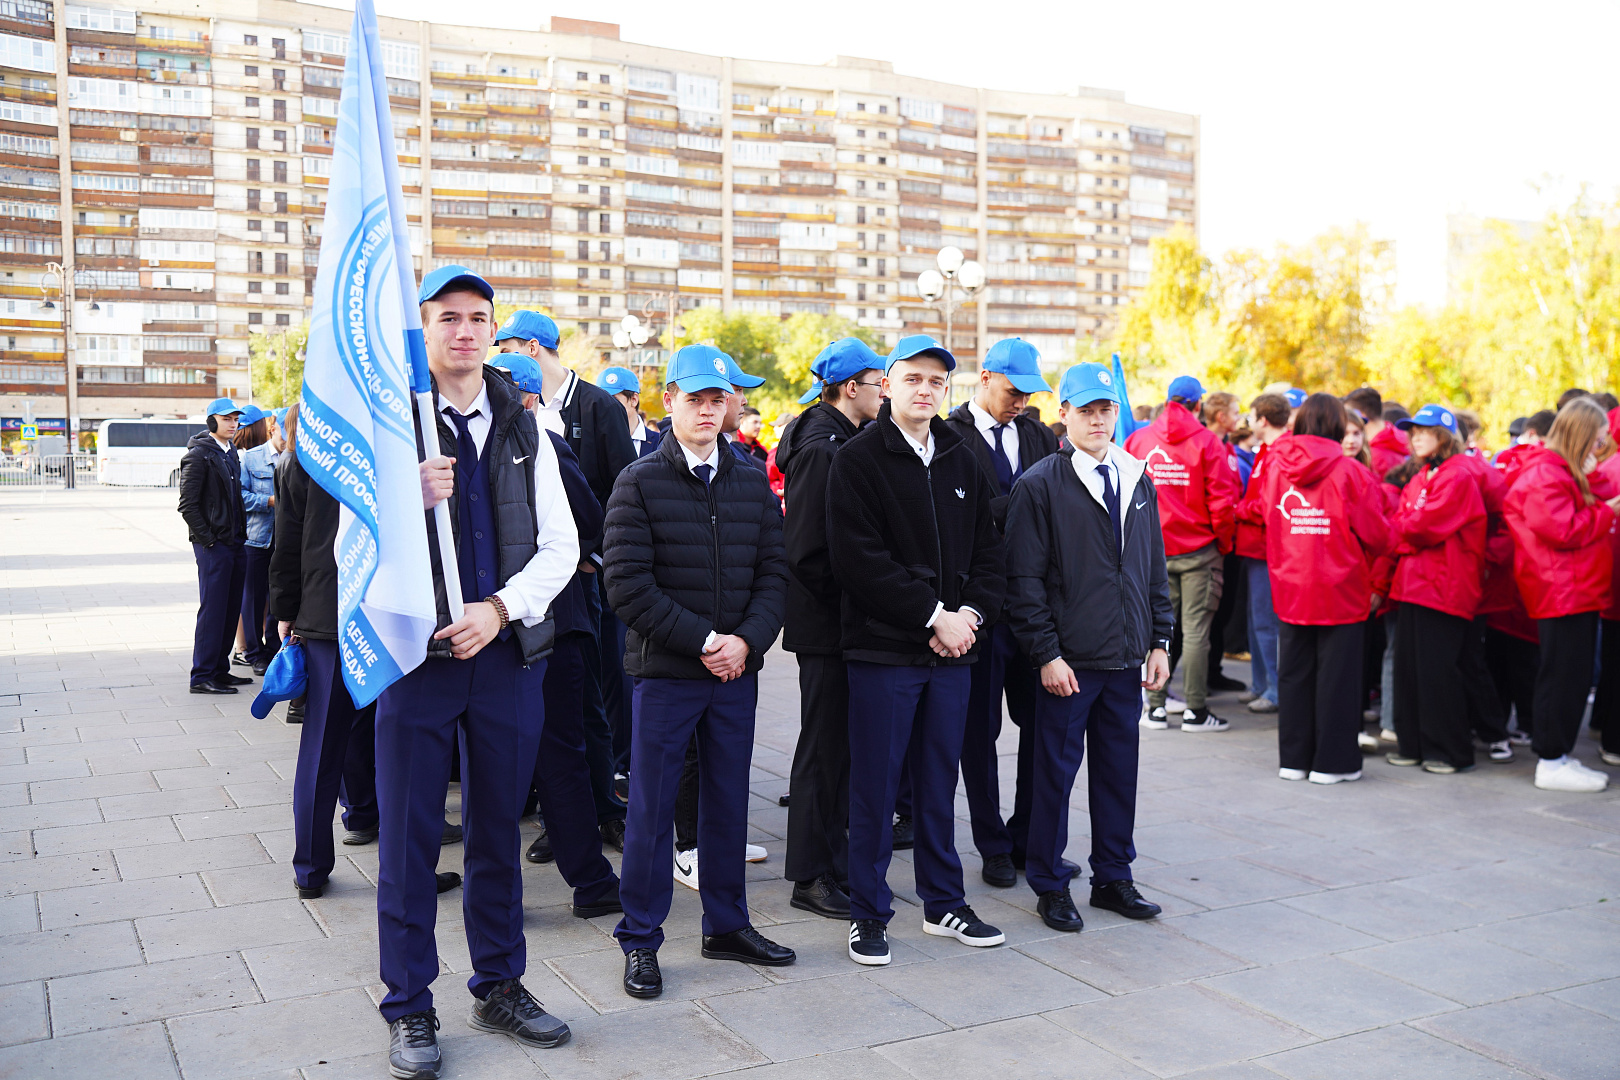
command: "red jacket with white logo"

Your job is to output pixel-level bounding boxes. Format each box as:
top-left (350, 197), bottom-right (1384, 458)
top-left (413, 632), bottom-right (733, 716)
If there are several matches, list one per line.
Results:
top-left (1258, 434), bottom-right (1391, 625)
top-left (1505, 447), bottom-right (1614, 619)
top-left (1391, 454), bottom-right (1487, 619)
top-left (1234, 436), bottom-right (1282, 560)
top-left (1369, 425), bottom-right (1410, 478)
top-left (1125, 402), bottom-right (1241, 556)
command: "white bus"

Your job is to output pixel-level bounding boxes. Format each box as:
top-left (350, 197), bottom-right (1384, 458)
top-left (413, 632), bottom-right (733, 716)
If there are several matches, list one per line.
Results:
top-left (96, 418), bottom-right (207, 487)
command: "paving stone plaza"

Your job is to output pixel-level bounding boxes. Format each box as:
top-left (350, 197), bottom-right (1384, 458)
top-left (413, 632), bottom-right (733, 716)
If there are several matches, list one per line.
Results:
top-left (3, 487), bottom-right (1620, 1080)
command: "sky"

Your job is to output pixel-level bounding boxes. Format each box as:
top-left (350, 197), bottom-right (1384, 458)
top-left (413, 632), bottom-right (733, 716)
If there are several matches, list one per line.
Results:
top-left (354, 0), bottom-right (1620, 308)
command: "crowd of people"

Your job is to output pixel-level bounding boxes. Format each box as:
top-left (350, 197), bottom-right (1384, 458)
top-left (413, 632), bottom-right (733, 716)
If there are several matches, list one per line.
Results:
top-left (172, 261), bottom-right (1617, 1080)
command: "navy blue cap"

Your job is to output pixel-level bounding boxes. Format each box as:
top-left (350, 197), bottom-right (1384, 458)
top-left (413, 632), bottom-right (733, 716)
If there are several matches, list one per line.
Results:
top-left (250, 638), bottom-right (308, 719)
top-left (666, 344), bottom-right (736, 394)
top-left (799, 338), bottom-right (884, 404)
top-left (983, 338), bottom-right (1053, 395)
top-left (486, 353), bottom-right (544, 395)
top-left (495, 309), bottom-right (559, 349)
top-left (1284, 387), bottom-right (1307, 408)
top-left (1059, 362), bottom-right (1119, 408)
top-left (418, 263), bottom-right (494, 304)
top-left (1167, 375), bottom-right (1204, 403)
top-left (722, 353), bottom-right (765, 389)
top-left (598, 366), bottom-right (640, 394)
top-left (1396, 403), bottom-right (1458, 434)
top-left (206, 396), bottom-right (242, 417)
top-left (886, 334), bottom-right (956, 373)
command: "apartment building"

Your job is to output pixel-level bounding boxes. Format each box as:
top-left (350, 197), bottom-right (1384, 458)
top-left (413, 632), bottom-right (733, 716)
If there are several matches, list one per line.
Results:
top-left (0, 0), bottom-right (1198, 439)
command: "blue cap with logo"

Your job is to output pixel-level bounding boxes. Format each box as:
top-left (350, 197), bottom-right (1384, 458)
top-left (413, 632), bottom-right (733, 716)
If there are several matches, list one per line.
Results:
top-left (495, 309), bottom-right (560, 349)
top-left (1396, 403), bottom-right (1459, 434)
top-left (250, 638), bottom-right (308, 720)
top-left (486, 353), bottom-right (545, 395)
top-left (799, 338), bottom-right (884, 404)
top-left (598, 366), bottom-right (640, 395)
top-left (1284, 387), bottom-right (1307, 408)
top-left (666, 344), bottom-right (736, 394)
top-left (983, 338), bottom-right (1053, 395)
top-left (418, 263), bottom-right (494, 304)
top-left (206, 397), bottom-right (243, 418)
top-left (722, 353), bottom-right (764, 389)
top-left (1059, 362), bottom-right (1119, 408)
top-left (1167, 375), bottom-right (1205, 404)
top-left (886, 334), bottom-right (956, 373)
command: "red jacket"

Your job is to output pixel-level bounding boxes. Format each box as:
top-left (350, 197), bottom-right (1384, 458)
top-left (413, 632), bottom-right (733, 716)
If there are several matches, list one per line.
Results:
top-left (1595, 455), bottom-right (1620, 621)
top-left (1258, 434), bottom-right (1391, 625)
top-left (1234, 437), bottom-right (1283, 560)
top-left (1504, 446), bottom-right (1615, 619)
top-left (1125, 402), bottom-right (1241, 556)
top-left (1369, 425), bottom-right (1410, 478)
top-left (1452, 452), bottom-right (1513, 616)
top-left (1390, 454), bottom-right (1487, 619)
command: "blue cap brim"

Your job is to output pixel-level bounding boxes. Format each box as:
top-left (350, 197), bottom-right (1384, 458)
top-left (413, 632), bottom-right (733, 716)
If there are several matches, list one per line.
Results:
top-left (672, 374), bottom-right (734, 394)
top-left (797, 383), bottom-right (823, 405)
top-left (1394, 417), bottom-right (1417, 430)
top-left (421, 273), bottom-right (493, 303)
top-left (493, 328), bottom-right (521, 341)
top-left (250, 691), bottom-right (284, 719)
top-left (729, 372), bottom-right (766, 388)
top-left (1005, 371), bottom-right (1054, 395)
top-left (1064, 389), bottom-right (1117, 408)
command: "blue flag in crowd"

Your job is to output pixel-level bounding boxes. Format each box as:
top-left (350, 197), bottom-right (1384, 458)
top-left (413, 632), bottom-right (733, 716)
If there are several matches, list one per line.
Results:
top-left (1111, 352), bottom-right (1145, 445)
top-left (296, 0), bottom-right (435, 707)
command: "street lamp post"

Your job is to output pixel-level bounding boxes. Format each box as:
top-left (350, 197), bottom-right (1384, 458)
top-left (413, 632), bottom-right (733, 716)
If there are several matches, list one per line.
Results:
top-left (38, 261), bottom-right (96, 452)
top-left (916, 245), bottom-right (985, 406)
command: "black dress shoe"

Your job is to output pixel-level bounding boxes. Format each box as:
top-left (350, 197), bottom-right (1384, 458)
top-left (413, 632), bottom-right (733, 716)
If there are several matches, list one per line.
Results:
top-left (525, 831), bottom-right (554, 864)
top-left (599, 818), bottom-right (626, 852)
top-left (790, 874), bottom-right (851, 919)
top-left (1037, 889), bottom-right (1085, 932)
top-left (441, 820), bottom-right (463, 846)
top-left (623, 948), bottom-right (662, 998)
top-left (1209, 672), bottom-right (1247, 693)
top-left (436, 872), bottom-right (462, 894)
top-left (190, 681), bottom-right (238, 695)
top-left (295, 879), bottom-right (324, 899)
top-left (221, 673), bottom-right (253, 686)
top-left (285, 698), bottom-right (305, 724)
top-left (1010, 849), bottom-right (1026, 871)
top-left (778, 792), bottom-right (790, 807)
top-left (701, 926), bottom-right (795, 966)
top-left (892, 814), bottom-right (915, 851)
top-left (571, 888), bottom-right (623, 919)
top-left (342, 827), bottom-right (379, 846)
top-left (252, 661), bottom-right (269, 677)
top-left (981, 852), bottom-right (1016, 888)
top-left (1090, 879), bottom-right (1162, 920)
top-left (469, 977), bottom-right (570, 1049)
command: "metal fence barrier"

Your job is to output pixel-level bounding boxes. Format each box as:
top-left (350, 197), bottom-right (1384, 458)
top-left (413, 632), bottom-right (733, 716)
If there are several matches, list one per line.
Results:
top-left (0, 454), bottom-right (100, 489)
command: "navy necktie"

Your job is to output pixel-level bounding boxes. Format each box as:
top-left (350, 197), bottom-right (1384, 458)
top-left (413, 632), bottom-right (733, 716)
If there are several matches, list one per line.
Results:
top-left (991, 423), bottom-right (1015, 495)
top-left (447, 409), bottom-right (481, 603)
top-left (694, 463), bottom-right (713, 486)
top-left (1101, 462), bottom-right (1123, 555)
top-left (448, 409), bottom-right (481, 480)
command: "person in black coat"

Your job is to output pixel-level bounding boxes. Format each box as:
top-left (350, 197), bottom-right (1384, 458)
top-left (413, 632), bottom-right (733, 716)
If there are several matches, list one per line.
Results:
top-left (178, 397), bottom-right (251, 694)
top-left (942, 338), bottom-right (1060, 888)
top-left (603, 345), bottom-right (792, 1001)
top-left (826, 335), bottom-right (1007, 968)
top-left (1004, 362), bottom-right (1173, 933)
top-left (776, 338), bottom-right (884, 918)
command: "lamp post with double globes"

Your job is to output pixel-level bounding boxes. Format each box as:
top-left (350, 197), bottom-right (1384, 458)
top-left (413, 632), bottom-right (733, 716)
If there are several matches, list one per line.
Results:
top-left (916, 245), bottom-right (984, 406)
top-left (38, 261), bottom-right (96, 455)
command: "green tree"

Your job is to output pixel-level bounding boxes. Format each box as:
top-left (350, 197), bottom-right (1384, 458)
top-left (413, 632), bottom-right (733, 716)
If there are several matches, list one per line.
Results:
top-left (248, 321), bottom-right (309, 408)
top-left (1114, 226), bottom-right (1227, 397)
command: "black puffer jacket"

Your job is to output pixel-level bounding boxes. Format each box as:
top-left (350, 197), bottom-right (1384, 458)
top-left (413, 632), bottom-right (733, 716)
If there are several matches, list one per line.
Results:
top-left (827, 405), bottom-right (1006, 665)
top-left (177, 433), bottom-right (246, 547)
top-left (269, 451), bottom-right (340, 641)
top-left (603, 431), bottom-right (788, 679)
top-left (776, 401), bottom-right (860, 654)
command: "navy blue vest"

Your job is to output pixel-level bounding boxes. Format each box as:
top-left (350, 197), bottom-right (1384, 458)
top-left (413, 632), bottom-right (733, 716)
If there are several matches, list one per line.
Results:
top-left (456, 435), bottom-right (507, 640)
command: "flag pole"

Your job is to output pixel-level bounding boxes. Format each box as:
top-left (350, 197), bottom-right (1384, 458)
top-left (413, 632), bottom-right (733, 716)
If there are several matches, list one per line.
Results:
top-left (414, 384), bottom-right (464, 622)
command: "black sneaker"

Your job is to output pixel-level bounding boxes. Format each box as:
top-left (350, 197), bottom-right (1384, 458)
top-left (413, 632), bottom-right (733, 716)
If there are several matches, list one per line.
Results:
top-left (231, 651), bottom-right (252, 668)
top-left (848, 918), bottom-right (891, 966)
top-left (613, 772), bottom-right (629, 804)
top-left (892, 814), bottom-right (915, 851)
top-left (388, 1008), bottom-right (441, 1080)
top-left (440, 820), bottom-right (463, 846)
top-left (1037, 889), bottom-right (1085, 932)
top-left (1090, 879), bottom-right (1162, 920)
top-left (468, 978), bottom-right (570, 1049)
top-left (1181, 707), bottom-right (1230, 732)
top-left (981, 852), bottom-right (1016, 888)
top-left (923, 905), bottom-right (1005, 947)
top-left (600, 818), bottom-right (627, 852)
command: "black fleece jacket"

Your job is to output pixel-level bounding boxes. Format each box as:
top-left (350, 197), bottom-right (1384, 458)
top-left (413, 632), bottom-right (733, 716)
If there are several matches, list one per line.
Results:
top-left (776, 400), bottom-right (861, 654)
top-left (826, 404), bottom-right (1006, 665)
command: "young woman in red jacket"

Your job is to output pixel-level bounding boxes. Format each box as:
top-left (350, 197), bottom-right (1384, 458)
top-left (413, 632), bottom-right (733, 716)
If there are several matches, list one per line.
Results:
top-left (1388, 404), bottom-right (1487, 774)
top-left (1506, 398), bottom-right (1620, 793)
top-left (1259, 394), bottom-right (1390, 783)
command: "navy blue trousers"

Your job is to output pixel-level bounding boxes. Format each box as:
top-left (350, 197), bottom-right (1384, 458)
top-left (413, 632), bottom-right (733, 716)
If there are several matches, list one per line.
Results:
top-left (598, 575), bottom-right (633, 775)
top-left (960, 624), bottom-right (1038, 859)
top-left (291, 639), bottom-right (377, 891)
top-left (847, 661), bottom-right (971, 924)
top-left (190, 541), bottom-right (245, 686)
top-left (241, 544), bottom-right (277, 665)
top-left (579, 579), bottom-right (625, 824)
top-left (532, 635), bottom-right (619, 908)
top-left (1025, 667), bottom-right (1142, 895)
top-left (615, 674), bottom-right (756, 953)
top-left (374, 637), bottom-right (546, 1021)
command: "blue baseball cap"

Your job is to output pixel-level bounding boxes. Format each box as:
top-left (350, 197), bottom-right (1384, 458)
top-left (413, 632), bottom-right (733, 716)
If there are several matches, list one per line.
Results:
top-left (1167, 375), bottom-right (1204, 404)
top-left (799, 338), bottom-right (884, 404)
top-left (419, 263), bottom-right (493, 304)
top-left (665, 344), bottom-right (736, 394)
top-left (1396, 403), bottom-right (1458, 434)
top-left (722, 353), bottom-right (764, 389)
top-left (495, 309), bottom-right (560, 349)
top-left (983, 338), bottom-right (1053, 395)
top-left (238, 404), bottom-right (267, 426)
top-left (886, 334), bottom-right (956, 373)
top-left (272, 406), bottom-right (289, 425)
top-left (206, 397), bottom-right (242, 417)
top-left (250, 639), bottom-right (307, 719)
top-left (1059, 362), bottom-right (1119, 408)
top-left (1284, 387), bottom-right (1308, 408)
top-left (486, 353), bottom-right (545, 395)
top-left (598, 366), bottom-right (640, 395)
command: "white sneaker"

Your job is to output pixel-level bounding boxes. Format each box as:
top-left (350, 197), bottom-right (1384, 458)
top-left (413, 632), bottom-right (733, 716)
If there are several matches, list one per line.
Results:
top-left (1602, 751), bottom-right (1620, 766)
top-left (744, 843), bottom-right (767, 863)
top-left (1535, 757), bottom-right (1609, 793)
top-left (1166, 697), bottom-right (1189, 713)
top-left (1247, 697), bottom-right (1278, 714)
top-left (674, 846), bottom-right (700, 890)
top-left (1141, 707), bottom-right (1170, 730)
top-left (1378, 728), bottom-right (1399, 743)
top-left (1278, 767), bottom-right (1307, 781)
top-left (1357, 732), bottom-right (1380, 752)
top-left (1487, 740), bottom-right (1513, 762)
top-left (1308, 770), bottom-right (1362, 784)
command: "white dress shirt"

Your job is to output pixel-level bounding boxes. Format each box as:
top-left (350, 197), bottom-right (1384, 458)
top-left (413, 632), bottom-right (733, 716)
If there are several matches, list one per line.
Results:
top-left (1071, 442), bottom-right (1137, 540)
top-left (968, 399), bottom-right (1019, 476)
top-left (894, 418), bottom-right (935, 467)
top-left (439, 385), bottom-right (579, 626)
top-left (537, 369), bottom-right (578, 437)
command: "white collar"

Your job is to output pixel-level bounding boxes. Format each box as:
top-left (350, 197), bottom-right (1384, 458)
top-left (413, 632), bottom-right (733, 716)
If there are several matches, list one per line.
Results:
top-left (440, 382), bottom-right (491, 420)
top-left (543, 368), bottom-right (577, 411)
top-left (895, 420), bottom-right (932, 456)
top-left (211, 433), bottom-right (233, 452)
top-left (967, 399), bottom-right (1002, 433)
top-left (677, 438), bottom-right (720, 474)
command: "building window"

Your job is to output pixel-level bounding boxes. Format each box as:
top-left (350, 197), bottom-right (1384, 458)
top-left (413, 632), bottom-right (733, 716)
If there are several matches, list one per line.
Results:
top-left (275, 282), bottom-right (289, 295)
top-left (577, 155), bottom-right (588, 165)
top-left (248, 281), bottom-right (262, 294)
top-left (577, 98), bottom-right (588, 108)
top-left (599, 73), bottom-right (610, 84)
top-left (272, 161), bottom-right (287, 183)
top-left (576, 70), bottom-right (588, 80)
top-left (598, 129), bottom-right (610, 139)
top-left (244, 34), bottom-right (257, 45)
top-left (275, 313), bottom-right (289, 326)
top-left (245, 96), bottom-right (259, 108)
top-left (274, 253), bottom-right (288, 274)
top-left (248, 312), bottom-right (263, 325)
top-left (599, 157), bottom-right (610, 167)
top-left (577, 127), bottom-right (588, 137)
top-left (244, 64), bottom-right (258, 76)
top-left (598, 213), bottom-right (610, 233)
top-left (577, 241), bottom-right (589, 260)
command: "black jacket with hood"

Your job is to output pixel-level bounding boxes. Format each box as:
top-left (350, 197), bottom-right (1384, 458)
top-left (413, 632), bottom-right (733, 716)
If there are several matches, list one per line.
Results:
top-left (776, 400), bottom-right (861, 654)
top-left (177, 432), bottom-right (246, 547)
